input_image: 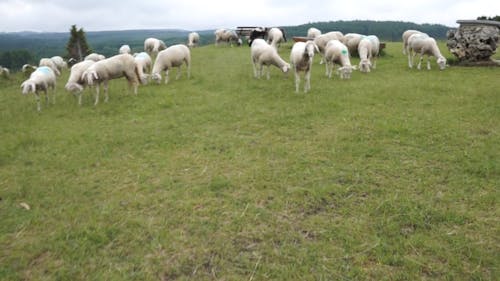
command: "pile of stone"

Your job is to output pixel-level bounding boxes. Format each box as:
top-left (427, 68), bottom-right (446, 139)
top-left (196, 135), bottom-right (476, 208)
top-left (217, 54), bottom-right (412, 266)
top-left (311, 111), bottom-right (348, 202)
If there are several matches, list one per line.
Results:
top-left (447, 20), bottom-right (500, 65)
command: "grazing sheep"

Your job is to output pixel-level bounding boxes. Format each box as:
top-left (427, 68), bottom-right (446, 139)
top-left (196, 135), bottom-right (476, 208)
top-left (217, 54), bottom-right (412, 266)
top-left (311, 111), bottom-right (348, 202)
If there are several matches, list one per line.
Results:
top-left (81, 54), bottom-right (141, 105)
top-left (144, 38), bottom-right (167, 56)
top-left (65, 60), bottom-right (95, 105)
top-left (358, 35), bottom-right (380, 73)
top-left (250, 39), bottom-right (290, 80)
top-left (313, 31), bottom-right (344, 62)
top-left (402, 30), bottom-right (426, 54)
top-left (0, 66), bottom-right (10, 77)
top-left (134, 52), bottom-right (152, 84)
top-left (267, 27), bottom-right (287, 49)
top-left (324, 40), bottom-right (356, 79)
top-left (39, 58), bottom-right (61, 76)
top-left (307, 27), bottom-right (322, 39)
top-left (50, 56), bottom-right (67, 72)
top-left (187, 32), bottom-right (200, 48)
top-left (151, 44), bottom-right (191, 84)
top-left (290, 41), bottom-right (319, 93)
top-left (119, 44), bottom-right (131, 54)
top-left (215, 29), bottom-right (242, 46)
top-left (20, 66), bottom-right (56, 111)
top-left (342, 33), bottom-right (365, 56)
top-left (407, 33), bottom-right (447, 70)
top-left (85, 53), bottom-right (106, 62)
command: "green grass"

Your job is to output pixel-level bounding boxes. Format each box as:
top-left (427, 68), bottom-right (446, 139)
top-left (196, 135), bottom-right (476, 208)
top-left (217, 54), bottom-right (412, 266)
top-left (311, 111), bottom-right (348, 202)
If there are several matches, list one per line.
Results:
top-left (1, 42), bottom-right (499, 280)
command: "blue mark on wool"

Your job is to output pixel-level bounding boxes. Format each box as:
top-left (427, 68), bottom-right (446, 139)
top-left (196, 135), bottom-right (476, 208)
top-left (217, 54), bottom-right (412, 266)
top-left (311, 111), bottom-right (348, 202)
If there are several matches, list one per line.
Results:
top-left (37, 66), bottom-right (51, 74)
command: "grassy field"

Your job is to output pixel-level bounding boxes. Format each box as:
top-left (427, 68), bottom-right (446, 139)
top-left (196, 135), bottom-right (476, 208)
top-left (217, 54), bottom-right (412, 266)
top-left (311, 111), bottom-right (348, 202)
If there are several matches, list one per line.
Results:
top-left (0, 42), bottom-right (499, 280)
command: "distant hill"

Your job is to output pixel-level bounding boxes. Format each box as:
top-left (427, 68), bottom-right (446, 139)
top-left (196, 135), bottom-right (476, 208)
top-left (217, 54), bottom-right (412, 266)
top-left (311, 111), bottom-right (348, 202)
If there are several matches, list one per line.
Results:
top-left (0, 20), bottom-right (451, 69)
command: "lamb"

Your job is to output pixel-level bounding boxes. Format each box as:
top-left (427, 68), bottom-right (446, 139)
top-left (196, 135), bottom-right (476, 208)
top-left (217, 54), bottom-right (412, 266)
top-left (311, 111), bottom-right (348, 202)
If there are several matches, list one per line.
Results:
top-left (358, 35), bottom-right (380, 73)
top-left (119, 44), bottom-right (131, 54)
top-left (250, 39), bottom-right (290, 80)
top-left (402, 30), bottom-right (426, 54)
top-left (290, 41), bottom-right (319, 93)
top-left (214, 29), bottom-right (242, 46)
top-left (64, 60), bottom-right (95, 105)
top-left (144, 37), bottom-right (167, 56)
top-left (39, 58), bottom-right (61, 76)
top-left (81, 54), bottom-right (141, 105)
top-left (406, 33), bottom-right (447, 70)
top-left (267, 27), bottom-right (287, 49)
top-left (187, 32), bottom-right (200, 48)
top-left (307, 27), bottom-right (321, 39)
top-left (151, 44), bottom-right (191, 84)
top-left (313, 31), bottom-right (344, 62)
top-left (20, 66), bottom-right (56, 111)
top-left (342, 33), bottom-right (365, 56)
top-left (134, 52), bottom-right (152, 84)
top-left (324, 40), bottom-right (356, 79)
top-left (85, 53), bottom-right (106, 62)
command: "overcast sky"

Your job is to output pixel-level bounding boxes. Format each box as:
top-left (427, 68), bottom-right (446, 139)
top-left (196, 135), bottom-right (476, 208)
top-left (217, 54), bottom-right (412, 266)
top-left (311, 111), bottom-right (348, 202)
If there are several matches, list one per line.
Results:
top-left (0, 0), bottom-right (498, 32)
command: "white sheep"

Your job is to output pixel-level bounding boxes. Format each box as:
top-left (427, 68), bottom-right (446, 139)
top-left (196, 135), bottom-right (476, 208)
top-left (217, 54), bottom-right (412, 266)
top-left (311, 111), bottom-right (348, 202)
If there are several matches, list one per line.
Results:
top-left (81, 54), bottom-right (140, 105)
top-left (407, 33), bottom-right (447, 70)
top-left (307, 27), bottom-right (322, 39)
top-left (267, 27), bottom-right (286, 49)
top-left (0, 66), bottom-right (10, 77)
top-left (144, 38), bottom-right (167, 56)
top-left (290, 41), bottom-right (319, 93)
top-left (151, 44), bottom-right (191, 84)
top-left (65, 60), bottom-right (95, 105)
top-left (50, 56), bottom-right (67, 73)
top-left (85, 53), bottom-right (106, 62)
top-left (250, 39), bottom-right (290, 80)
top-left (20, 66), bottom-right (56, 111)
top-left (214, 29), bottom-right (241, 46)
top-left (119, 44), bottom-right (131, 54)
top-left (187, 32), bottom-right (200, 48)
top-left (134, 52), bottom-right (152, 84)
top-left (39, 58), bottom-right (61, 76)
top-left (342, 33), bottom-right (365, 56)
top-left (358, 35), bottom-right (380, 73)
top-left (313, 31), bottom-right (344, 62)
top-left (402, 30), bottom-right (426, 55)
top-left (324, 39), bottom-right (356, 79)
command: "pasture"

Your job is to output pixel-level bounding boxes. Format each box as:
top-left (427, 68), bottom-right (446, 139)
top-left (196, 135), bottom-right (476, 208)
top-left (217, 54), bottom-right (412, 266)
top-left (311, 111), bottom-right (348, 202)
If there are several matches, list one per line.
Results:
top-left (0, 42), bottom-right (499, 280)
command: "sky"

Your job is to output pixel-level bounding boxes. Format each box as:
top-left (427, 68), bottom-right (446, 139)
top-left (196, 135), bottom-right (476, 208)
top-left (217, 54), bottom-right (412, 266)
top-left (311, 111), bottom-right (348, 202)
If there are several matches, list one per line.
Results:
top-left (0, 0), bottom-right (498, 33)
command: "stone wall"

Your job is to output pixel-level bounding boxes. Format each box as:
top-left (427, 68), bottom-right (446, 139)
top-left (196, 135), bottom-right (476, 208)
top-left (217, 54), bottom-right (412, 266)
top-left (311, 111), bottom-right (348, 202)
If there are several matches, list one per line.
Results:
top-left (447, 20), bottom-right (500, 64)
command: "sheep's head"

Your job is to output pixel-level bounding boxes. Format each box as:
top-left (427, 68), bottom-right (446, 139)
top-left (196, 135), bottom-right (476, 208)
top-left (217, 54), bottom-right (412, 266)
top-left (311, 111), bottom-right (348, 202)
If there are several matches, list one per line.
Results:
top-left (338, 65), bottom-right (355, 79)
top-left (65, 82), bottom-right (83, 93)
top-left (359, 59), bottom-right (371, 73)
top-left (282, 63), bottom-right (291, 74)
top-left (140, 74), bottom-right (150, 85)
top-left (151, 73), bottom-right (162, 84)
top-left (21, 81), bottom-right (35, 95)
top-left (437, 56), bottom-right (447, 70)
top-left (304, 42), bottom-right (317, 59)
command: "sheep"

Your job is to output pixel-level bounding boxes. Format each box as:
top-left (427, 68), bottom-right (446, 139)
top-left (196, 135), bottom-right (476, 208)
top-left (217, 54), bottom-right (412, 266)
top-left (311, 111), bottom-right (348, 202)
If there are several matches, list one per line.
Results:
top-left (39, 58), bottom-right (61, 76)
top-left (65, 60), bottom-right (95, 105)
top-left (307, 27), bottom-right (322, 39)
top-left (248, 27), bottom-right (267, 46)
top-left (214, 29), bottom-right (242, 46)
top-left (250, 38), bottom-right (290, 80)
top-left (342, 33), bottom-right (365, 56)
top-left (50, 56), bottom-right (67, 73)
top-left (144, 37), bottom-right (167, 56)
top-left (85, 53), bottom-right (106, 62)
top-left (313, 31), bottom-right (344, 63)
top-left (324, 40), bottom-right (356, 79)
top-left (81, 54), bottom-right (141, 105)
top-left (406, 33), bottom-right (447, 70)
top-left (134, 52), bottom-right (152, 84)
top-left (151, 44), bottom-right (191, 84)
top-left (290, 41), bottom-right (319, 93)
top-left (119, 44), bottom-right (131, 54)
top-left (20, 66), bottom-right (56, 111)
top-left (187, 32), bottom-right (200, 48)
top-left (267, 27), bottom-right (287, 49)
top-left (0, 66), bottom-right (10, 77)
top-left (402, 30), bottom-right (426, 55)
top-left (358, 35), bottom-right (380, 73)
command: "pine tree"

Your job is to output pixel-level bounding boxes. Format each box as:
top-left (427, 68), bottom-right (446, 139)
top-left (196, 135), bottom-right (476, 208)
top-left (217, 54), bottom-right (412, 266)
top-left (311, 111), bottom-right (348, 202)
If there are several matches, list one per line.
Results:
top-left (66, 25), bottom-right (92, 62)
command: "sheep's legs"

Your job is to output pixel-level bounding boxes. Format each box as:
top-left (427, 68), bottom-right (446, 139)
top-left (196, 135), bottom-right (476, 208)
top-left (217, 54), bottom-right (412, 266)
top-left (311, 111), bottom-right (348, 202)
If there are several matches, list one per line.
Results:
top-left (265, 66), bottom-right (271, 80)
top-left (417, 53), bottom-right (423, 70)
top-left (427, 57), bottom-right (431, 70)
top-left (103, 82), bottom-right (109, 103)
top-left (294, 70), bottom-right (300, 93)
top-left (35, 93), bottom-right (41, 112)
top-left (408, 51), bottom-right (414, 68)
top-left (304, 70), bottom-right (311, 93)
top-left (164, 70), bottom-right (170, 84)
top-left (94, 85), bottom-right (100, 106)
top-left (175, 67), bottom-right (182, 80)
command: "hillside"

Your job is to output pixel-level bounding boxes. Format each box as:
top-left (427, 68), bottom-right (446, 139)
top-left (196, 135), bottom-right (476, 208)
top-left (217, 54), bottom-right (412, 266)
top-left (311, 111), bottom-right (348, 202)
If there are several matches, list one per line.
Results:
top-left (0, 20), bottom-right (451, 69)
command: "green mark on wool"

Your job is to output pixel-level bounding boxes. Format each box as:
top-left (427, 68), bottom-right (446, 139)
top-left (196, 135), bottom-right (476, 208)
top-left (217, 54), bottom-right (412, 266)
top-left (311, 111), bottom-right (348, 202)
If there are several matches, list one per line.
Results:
top-left (341, 49), bottom-right (348, 55)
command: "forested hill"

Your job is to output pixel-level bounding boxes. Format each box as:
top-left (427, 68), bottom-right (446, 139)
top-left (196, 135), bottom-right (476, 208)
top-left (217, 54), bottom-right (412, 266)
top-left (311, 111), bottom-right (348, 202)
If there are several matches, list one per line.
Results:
top-left (0, 20), bottom-right (450, 70)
